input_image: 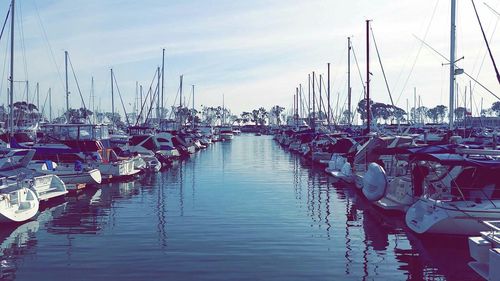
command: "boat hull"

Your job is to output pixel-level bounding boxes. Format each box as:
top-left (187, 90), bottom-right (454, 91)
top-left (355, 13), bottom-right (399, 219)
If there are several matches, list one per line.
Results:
top-left (0, 186), bottom-right (39, 223)
top-left (406, 199), bottom-right (500, 235)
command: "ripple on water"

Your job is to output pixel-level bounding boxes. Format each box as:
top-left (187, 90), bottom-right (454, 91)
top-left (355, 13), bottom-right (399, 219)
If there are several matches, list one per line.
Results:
top-left (3, 134), bottom-right (483, 281)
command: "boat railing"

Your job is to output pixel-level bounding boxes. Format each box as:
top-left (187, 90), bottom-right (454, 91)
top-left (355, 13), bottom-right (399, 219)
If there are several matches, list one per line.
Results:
top-left (482, 221), bottom-right (500, 244)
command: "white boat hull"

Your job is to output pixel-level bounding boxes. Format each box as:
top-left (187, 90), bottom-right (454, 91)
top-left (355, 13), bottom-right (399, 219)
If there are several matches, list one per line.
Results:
top-left (30, 174), bottom-right (68, 201)
top-left (0, 185), bottom-right (39, 223)
top-left (406, 199), bottom-right (500, 235)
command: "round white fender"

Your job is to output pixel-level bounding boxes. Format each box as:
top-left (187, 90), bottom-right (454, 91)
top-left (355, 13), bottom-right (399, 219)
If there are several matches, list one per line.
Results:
top-left (362, 162), bottom-right (388, 201)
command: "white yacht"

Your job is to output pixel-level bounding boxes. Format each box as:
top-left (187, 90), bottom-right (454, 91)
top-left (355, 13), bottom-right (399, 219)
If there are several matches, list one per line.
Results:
top-left (406, 152), bottom-right (500, 235)
top-left (219, 126), bottom-right (234, 141)
top-left (28, 160), bottom-right (102, 188)
top-left (0, 177), bottom-right (39, 223)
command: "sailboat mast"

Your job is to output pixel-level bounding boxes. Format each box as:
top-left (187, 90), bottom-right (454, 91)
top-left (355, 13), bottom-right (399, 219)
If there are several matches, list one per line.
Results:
top-left (308, 74), bottom-right (311, 126)
top-left (91, 77), bottom-right (95, 124)
top-left (348, 37), bottom-right (352, 126)
top-left (179, 75), bottom-right (183, 108)
top-left (449, 0), bottom-right (456, 130)
top-left (157, 66), bottom-right (160, 120)
top-left (366, 20), bottom-right (371, 134)
top-left (9, 0), bottom-right (14, 135)
top-left (192, 84), bottom-right (195, 130)
top-left (327, 63), bottom-right (330, 126)
top-left (161, 48), bottom-right (165, 119)
top-left (319, 74), bottom-right (323, 122)
top-left (111, 68), bottom-right (114, 127)
top-left (49, 87), bottom-right (52, 122)
top-left (179, 75), bottom-right (183, 127)
top-left (312, 71), bottom-right (316, 130)
top-left (65, 50), bottom-right (69, 123)
top-left (36, 82), bottom-right (39, 110)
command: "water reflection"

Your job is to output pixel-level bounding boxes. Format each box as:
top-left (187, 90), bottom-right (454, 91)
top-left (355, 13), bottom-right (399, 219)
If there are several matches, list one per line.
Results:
top-left (291, 152), bottom-right (480, 280)
top-left (0, 135), bottom-right (484, 280)
top-left (0, 202), bottom-right (67, 280)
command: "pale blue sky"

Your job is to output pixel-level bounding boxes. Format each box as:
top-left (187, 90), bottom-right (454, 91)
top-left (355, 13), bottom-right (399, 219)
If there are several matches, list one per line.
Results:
top-left (0, 0), bottom-right (499, 121)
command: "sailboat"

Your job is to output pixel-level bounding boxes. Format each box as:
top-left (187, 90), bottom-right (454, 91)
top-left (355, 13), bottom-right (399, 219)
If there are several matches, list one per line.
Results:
top-left (405, 0), bottom-right (500, 236)
top-left (0, 0), bottom-right (39, 223)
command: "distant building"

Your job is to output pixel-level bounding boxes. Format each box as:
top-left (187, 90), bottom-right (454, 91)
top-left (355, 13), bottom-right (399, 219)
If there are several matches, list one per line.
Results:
top-left (456, 116), bottom-right (500, 128)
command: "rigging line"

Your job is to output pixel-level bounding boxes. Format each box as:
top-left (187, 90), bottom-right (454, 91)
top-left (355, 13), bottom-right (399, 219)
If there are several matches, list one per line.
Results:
top-left (472, 0), bottom-right (500, 85)
top-left (33, 0), bottom-right (65, 93)
top-left (135, 68), bottom-right (158, 125)
top-left (0, 23), bottom-right (9, 100)
top-left (395, 0), bottom-right (439, 105)
top-left (67, 54), bottom-right (88, 115)
top-left (168, 85), bottom-right (181, 120)
top-left (331, 45), bottom-right (347, 93)
top-left (370, 25), bottom-right (395, 107)
top-left (0, 5), bottom-right (10, 42)
top-left (470, 15), bottom-right (498, 94)
top-left (350, 42), bottom-right (366, 98)
top-left (413, 34), bottom-right (500, 100)
top-left (485, 2), bottom-right (500, 17)
top-left (112, 71), bottom-right (130, 127)
top-left (16, 1), bottom-right (28, 83)
top-left (40, 87), bottom-right (49, 117)
top-left (144, 77), bottom-right (159, 124)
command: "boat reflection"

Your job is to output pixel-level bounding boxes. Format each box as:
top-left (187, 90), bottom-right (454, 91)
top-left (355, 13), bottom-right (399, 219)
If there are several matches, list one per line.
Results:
top-left (296, 161), bottom-right (480, 280)
top-left (0, 202), bottom-right (67, 280)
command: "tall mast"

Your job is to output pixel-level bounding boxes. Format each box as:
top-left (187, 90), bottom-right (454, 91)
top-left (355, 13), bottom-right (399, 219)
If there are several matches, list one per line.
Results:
top-left (161, 48), bottom-right (165, 119)
top-left (295, 87), bottom-right (299, 125)
top-left (91, 77), bottom-right (95, 124)
top-left (111, 68), bottom-right (114, 127)
top-left (449, 0), bottom-right (457, 130)
top-left (9, 0), bottom-right (14, 135)
top-left (366, 20), bottom-right (371, 134)
top-left (319, 74), bottom-right (322, 122)
top-left (312, 71), bottom-right (316, 130)
top-left (299, 84), bottom-right (302, 118)
top-left (222, 93), bottom-right (225, 125)
top-left (308, 74), bottom-right (311, 126)
top-left (65, 50), bottom-right (69, 123)
top-left (179, 75), bottom-right (183, 127)
top-left (157, 66), bottom-right (160, 120)
top-left (327, 63), bottom-right (330, 126)
top-left (179, 75), bottom-right (183, 108)
top-left (49, 87), bottom-right (52, 122)
top-left (135, 81), bottom-right (138, 119)
top-left (35, 82), bottom-right (39, 110)
top-left (347, 37), bottom-right (352, 126)
top-left (192, 84), bottom-right (195, 129)
top-left (140, 85), bottom-right (143, 114)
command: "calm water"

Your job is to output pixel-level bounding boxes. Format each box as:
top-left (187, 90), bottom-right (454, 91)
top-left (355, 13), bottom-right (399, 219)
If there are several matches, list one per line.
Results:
top-left (0, 135), bottom-right (481, 280)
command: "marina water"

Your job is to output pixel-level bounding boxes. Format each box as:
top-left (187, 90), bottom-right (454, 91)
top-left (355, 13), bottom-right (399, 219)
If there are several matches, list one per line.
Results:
top-left (1, 135), bottom-right (480, 280)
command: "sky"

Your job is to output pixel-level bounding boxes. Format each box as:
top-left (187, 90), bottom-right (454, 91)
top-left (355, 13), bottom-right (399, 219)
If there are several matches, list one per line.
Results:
top-left (0, 0), bottom-right (499, 123)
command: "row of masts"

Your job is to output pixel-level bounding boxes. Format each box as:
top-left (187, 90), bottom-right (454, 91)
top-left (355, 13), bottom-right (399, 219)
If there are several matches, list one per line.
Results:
top-left (291, 1), bottom-right (460, 133)
top-left (7, 0), bottom-right (190, 130)
top-left (291, 37), bottom-right (354, 129)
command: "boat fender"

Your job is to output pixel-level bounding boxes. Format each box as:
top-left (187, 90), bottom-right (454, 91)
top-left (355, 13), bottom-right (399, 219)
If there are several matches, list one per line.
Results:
top-left (362, 162), bottom-right (388, 201)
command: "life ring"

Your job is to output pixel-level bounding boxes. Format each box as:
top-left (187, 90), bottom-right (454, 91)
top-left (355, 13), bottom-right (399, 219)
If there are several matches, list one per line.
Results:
top-left (362, 162), bottom-right (388, 201)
